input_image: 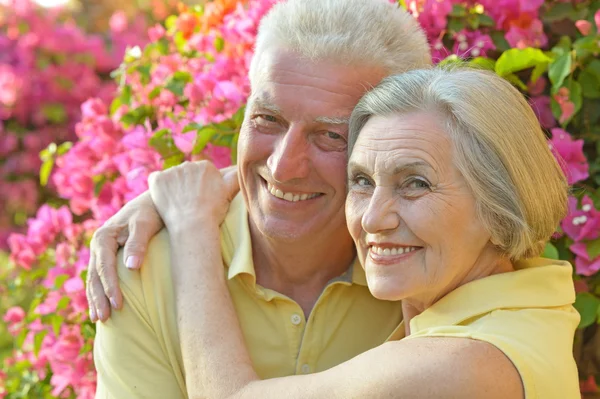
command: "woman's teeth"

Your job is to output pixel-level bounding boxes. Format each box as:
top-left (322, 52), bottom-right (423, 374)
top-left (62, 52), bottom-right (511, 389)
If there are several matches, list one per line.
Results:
top-left (268, 183), bottom-right (319, 202)
top-left (370, 246), bottom-right (419, 256)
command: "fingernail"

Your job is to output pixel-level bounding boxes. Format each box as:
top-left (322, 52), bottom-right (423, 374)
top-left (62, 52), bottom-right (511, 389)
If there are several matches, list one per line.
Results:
top-left (89, 308), bottom-right (97, 322)
top-left (126, 255), bottom-right (140, 269)
top-left (98, 309), bottom-right (105, 321)
top-left (110, 297), bottom-right (118, 309)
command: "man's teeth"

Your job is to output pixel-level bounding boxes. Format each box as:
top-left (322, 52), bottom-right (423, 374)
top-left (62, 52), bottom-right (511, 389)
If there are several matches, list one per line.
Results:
top-left (370, 246), bottom-right (419, 256)
top-left (268, 183), bottom-right (319, 202)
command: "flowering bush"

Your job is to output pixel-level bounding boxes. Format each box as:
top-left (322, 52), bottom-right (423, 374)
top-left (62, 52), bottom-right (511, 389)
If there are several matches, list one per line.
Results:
top-left (0, 0), bottom-right (150, 251)
top-left (2, 0), bottom-right (600, 397)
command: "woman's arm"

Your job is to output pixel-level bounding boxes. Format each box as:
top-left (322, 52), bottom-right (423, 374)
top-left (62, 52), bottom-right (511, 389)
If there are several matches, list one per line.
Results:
top-left (149, 162), bottom-right (523, 399)
top-left (169, 221), bottom-right (523, 399)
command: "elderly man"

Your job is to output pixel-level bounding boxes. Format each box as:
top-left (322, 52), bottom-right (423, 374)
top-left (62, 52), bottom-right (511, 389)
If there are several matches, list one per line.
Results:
top-left (90, 0), bottom-right (431, 397)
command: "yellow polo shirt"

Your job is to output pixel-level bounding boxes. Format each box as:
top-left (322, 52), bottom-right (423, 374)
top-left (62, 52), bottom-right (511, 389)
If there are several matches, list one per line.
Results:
top-left (402, 258), bottom-right (580, 399)
top-left (93, 194), bottom-right (403, 398)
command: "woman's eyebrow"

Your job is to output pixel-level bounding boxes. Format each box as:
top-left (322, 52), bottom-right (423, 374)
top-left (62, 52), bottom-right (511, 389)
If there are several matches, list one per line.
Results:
top-left (392, 161), bottom-right (431, 175)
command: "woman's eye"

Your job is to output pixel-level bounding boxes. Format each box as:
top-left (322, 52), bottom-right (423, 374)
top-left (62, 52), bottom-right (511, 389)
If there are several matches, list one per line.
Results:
top-left (354, 176), bottom-right (372, 187)
top-left (407, 179), bottom-right (430, 189)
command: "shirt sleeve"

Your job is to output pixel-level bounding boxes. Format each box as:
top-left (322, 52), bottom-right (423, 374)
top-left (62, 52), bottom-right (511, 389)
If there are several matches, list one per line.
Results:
top-left (94, 230), bottom-right (187, 399)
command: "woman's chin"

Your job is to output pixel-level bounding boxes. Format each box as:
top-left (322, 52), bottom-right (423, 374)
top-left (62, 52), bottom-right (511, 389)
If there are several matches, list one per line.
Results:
top-left (366, 278), bottom-right (407, 302)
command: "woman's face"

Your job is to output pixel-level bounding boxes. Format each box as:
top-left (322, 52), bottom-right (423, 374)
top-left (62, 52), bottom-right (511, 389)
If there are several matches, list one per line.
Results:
top-left (345, 111), bottom-right (493, 304)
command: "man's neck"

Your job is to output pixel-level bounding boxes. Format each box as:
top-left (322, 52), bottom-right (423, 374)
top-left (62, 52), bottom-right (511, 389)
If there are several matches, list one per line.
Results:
top-left (249, 222), bottom-right (356, 317)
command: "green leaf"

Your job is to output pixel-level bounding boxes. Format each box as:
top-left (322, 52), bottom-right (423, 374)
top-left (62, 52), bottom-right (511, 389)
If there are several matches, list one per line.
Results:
top-left (163, 152), bottom-right (185, 170)
top-left (34, 330), bottom-right (48, 357)
top-left (41, 103), bottom-right (67, 124)
top-left (503, 73), bottom-right (527, 91)
top-left (478, 14), bottom-right (495, 27)
top-left (136, 65), bottom-right (152, 85)
top-left (489, 31), bottom-right (510, 52)
top-left (449, 4), bottom-right (467, 17)
top-left (587, 239), bottom-right (600, 260)
top-left (232, 105), bottom-right (246, 126)
top-left (120, 105), bottom-right (154, 127)
top-left (470, 57), bottom-right (496, 71)
top-left (56, 296), bottom-right (70, 311)
top-left (94, 175), bottom-right (106, 196)
top-left (495, 48), bottom-right (551, 77)
top-left (57, 141), bottom-right (72, 155)
top-left (542, 242), bottom-right (559, 260)
top-left (51, 315), bottom-right (62, 337)
top-left (82, 323), bottom-right (96, 339)
top-left (165, 77), bottom-right (187, 97)
top-left (53, 274), bottom-right (70, 290)
top-left (214, 36), bottom-right (225, 52)
top-left (574, 292), bottom-right (600, 328)
top-left (148, 86), bottom-right (161, 101)
top-left (39, 159), bottom-right (54, 187)
top-left (548, 53), bottom-right (572, 93)
top-left (447, 18), bottom-right (466, 33)
top-left (567, 80), bottom-right (583, 115)
top-left (165, 15), bottom-right (178, 31)
top-left (542, 2), bottom-right (574, 22)
top-left (192, 126), bottom-right (218, 154)
top-left (149, 128), bottom-right (173, 157)
top-left (579, 69), bottom-right (600, 99)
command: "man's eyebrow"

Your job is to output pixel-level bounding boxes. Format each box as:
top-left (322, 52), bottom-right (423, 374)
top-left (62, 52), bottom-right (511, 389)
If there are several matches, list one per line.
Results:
top-left (314, 116), bottom-right (350, 125)
top-left (250, 98), bottom-right (282, 115)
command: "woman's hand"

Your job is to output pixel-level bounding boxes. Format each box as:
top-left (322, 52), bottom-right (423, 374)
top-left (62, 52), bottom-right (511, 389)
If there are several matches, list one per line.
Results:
top-left (148, 161), bottom-right (239, 231)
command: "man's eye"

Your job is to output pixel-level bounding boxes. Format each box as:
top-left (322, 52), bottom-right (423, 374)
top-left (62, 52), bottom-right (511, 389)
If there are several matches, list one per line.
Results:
top-left (326, 131), bottom-right (343, 140)
top-left (257, 115), bottom-right (277, 123)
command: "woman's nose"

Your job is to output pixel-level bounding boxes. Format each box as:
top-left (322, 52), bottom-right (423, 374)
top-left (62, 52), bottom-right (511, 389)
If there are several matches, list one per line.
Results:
top-left (361, 187), bottom-right (400, 234)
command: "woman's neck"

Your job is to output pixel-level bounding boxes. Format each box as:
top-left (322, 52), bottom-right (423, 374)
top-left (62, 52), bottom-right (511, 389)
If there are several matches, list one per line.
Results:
top-left (402, 250), bottom-right (514, 336)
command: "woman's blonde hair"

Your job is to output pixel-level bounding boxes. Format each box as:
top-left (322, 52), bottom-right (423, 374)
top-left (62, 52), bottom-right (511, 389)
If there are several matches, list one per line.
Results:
top-left (349, 67), bottom-right (568, 260)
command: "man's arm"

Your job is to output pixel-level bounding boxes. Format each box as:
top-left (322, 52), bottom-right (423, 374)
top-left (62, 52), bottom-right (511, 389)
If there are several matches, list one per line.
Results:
top-left (93, 231), bottom-right (187, 398)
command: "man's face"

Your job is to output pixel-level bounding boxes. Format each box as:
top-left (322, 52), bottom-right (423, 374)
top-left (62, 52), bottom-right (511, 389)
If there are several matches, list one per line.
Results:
top-left (238, 48), bottom-right (385, 243)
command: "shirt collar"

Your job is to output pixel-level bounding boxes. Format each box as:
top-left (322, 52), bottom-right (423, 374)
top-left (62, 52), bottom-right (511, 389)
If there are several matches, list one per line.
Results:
top-left (220, 193), bottom-right (367, 287)
top-left (409, 257), bottom-right (576, 333)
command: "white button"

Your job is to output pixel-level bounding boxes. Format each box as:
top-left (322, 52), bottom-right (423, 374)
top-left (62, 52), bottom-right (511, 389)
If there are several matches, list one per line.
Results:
top-left (301, 364), bottom-right (310, 374)
top-left (291, 314), bottom-right (302, 325)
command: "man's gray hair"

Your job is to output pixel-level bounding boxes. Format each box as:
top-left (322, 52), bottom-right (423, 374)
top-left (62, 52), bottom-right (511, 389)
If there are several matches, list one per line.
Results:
top-left (349, 67), bottom-right (568, 260)
top-left (249, 0), bottom-right (431, 87)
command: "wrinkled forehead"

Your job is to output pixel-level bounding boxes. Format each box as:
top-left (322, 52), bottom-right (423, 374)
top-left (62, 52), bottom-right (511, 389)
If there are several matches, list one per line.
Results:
top-left (350, 112), bottom-right (454, 171)
top-left (250, 46), bottom-right (387, 103)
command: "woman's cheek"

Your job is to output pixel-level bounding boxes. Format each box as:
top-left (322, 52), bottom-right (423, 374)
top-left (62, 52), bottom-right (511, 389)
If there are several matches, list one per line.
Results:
top-left (345, 192), bottom-right (368, 243)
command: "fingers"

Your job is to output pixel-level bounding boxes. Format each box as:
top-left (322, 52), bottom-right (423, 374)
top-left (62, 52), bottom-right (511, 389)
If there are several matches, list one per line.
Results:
top-left (123, 219), bottom-right (153, 271)
top-left (122, 192), bottom-right (163, 269)
top-left (222, 168), bottom-right (240, 202)
top-left (87, 254), bottom-right (112, 322)
top-left (92, 227), bottom-right (124, 312)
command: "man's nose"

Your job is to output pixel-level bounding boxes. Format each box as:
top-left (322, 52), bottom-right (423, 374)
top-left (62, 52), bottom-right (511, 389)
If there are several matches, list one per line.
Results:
top-left (361, 187), bottom-right (400, 234)
top-left (267, 125), bottom-right (310, 182)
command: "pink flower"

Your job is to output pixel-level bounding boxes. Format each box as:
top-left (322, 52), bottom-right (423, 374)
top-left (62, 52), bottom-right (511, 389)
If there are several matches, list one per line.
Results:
top-left (549, 128), bottom-right (588, 185)
top-left (109, 11), bottom-right (128, 34)
top-left (529, 96), bottom-right (556, 129)
top-left (561, 196), bottom-right (600, 241)
top-left (3, 306), bottom-right (25, 324)
top-left (576, 20), bottom-right (593, 36)
top-left (505, 18), bottom-right (547, 49)
top-left (3, 306), bottom-right (25, 336)
top-left (571, 243), bottom-right (600, 276)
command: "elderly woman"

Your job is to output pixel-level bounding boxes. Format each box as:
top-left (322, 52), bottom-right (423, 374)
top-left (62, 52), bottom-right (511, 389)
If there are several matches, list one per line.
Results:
top-left (147, 67), bottom-right (579, 398)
